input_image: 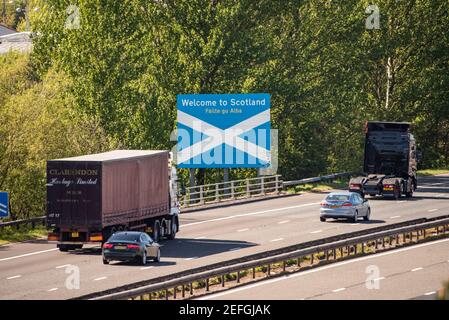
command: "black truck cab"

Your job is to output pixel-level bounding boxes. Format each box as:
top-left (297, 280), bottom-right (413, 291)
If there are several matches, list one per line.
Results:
top-left (349, 121), bottom-right (419, 199)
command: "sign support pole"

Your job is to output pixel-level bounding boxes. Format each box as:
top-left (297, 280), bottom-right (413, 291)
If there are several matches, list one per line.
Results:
top-left (223, 168), bottom-right (229, 195)
top-left (189, 168), bottom-right (196, 201)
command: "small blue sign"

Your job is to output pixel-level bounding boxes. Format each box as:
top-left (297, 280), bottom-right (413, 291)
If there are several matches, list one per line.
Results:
top-left (0, 192), bottom-right (9, 218)
top-left (177, 93), bottom-right (271, 168)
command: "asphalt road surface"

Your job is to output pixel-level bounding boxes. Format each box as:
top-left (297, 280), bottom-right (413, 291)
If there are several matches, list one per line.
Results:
top-left (200, 238), bottom-right (449, 300)
top-left (0, 174), bottom-right (448, 299)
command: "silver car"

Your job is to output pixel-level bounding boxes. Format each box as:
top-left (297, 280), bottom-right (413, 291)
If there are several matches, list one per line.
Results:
top-left (319, 192), bottom-right (371, 222)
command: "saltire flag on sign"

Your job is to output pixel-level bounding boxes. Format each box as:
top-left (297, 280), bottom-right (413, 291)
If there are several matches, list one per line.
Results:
top-left (0, 192), bottom-right (9, 218)
top-left (177, 94), bottom-right (271, 168)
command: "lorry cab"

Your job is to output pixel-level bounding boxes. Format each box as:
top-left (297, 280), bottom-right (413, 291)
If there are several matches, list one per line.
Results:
top-left (349, 121), bottom-right (419, 199)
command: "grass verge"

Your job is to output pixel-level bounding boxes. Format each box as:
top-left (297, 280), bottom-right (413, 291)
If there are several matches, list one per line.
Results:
top-left (0, 225), bottom-right (48, 246)
top-left (418, 169), bottom-right (449, 176)
top-left (286, 178), bottom-right (348, 194)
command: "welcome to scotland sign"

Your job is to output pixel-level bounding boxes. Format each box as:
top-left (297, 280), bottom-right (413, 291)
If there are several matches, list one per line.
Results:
top-left (177, 94), bottom-right (271, 168)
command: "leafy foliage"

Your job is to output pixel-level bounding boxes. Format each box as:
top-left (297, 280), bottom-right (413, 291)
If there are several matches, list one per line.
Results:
top-left (1, 1), bottom-right (448, 218)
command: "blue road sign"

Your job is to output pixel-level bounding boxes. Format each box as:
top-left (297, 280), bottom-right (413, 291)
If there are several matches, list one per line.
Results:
top-left (177, 94), bottom-right (271, 168)
top-left (0, 192), bottom-right (9, 218)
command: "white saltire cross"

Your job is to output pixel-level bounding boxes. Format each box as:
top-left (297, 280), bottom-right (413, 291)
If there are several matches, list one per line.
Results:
top-left (177, 109), bottom-right (270, 165)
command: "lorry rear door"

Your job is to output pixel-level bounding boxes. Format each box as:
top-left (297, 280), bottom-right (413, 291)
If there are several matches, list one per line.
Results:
top-left (47, 161), bottom-right (102, 229)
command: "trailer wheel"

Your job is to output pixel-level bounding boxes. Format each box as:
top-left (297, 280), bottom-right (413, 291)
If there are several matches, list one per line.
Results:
top-left (153, 221), bottom-right (160, 242)
top-left (168, 217), bottom-right (177, 240)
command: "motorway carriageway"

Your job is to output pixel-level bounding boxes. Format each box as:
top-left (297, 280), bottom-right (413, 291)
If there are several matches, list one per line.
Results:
top-left (199, 238), bottom-right (449, 300)
top-left (0, 175), bottom-right (448, 299)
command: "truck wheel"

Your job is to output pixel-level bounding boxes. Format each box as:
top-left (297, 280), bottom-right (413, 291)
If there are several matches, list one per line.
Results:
top-left (168, 218), bottom-right (177, 240)
top-left (406, 182), bottom-right (414, 198)
top-left (58, 245), bottom-right (69, 252)
top-left (103, 258), bottom-right (109, 265)
top-left (394, 186), bottom-right (401, 200)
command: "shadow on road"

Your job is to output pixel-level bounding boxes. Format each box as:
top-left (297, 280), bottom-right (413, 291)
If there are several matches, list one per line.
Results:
top-left (65, 238), bottom-right (257, 260)
top-left (366, 193), bottom-right (448, 202)
top-left (327, 219), bottom-right (386, 225)
top-left (108, 260), bottom-right (177, 267)
top-left (160, 238), bottom-right (257, 259)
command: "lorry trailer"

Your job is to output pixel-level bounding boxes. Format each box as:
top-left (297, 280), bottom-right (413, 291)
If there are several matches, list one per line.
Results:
top-left (349, 121), bottom-right (419, 199)
top-left (46, 150), bottom-right (180, 251)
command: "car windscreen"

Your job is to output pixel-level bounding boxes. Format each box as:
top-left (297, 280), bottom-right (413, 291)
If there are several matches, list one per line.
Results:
top-left (326, 195), bottom-right (350, 201)
top-left (109, 233), bottom-right (140, 242)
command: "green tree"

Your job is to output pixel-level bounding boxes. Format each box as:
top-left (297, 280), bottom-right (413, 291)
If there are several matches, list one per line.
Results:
top-left (0, 53), bottom-right (118, 218)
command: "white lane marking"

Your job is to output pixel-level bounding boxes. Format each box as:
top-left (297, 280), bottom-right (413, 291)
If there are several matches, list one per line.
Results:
top-left (428, 209), bottom-right (438, 213)
top-left (182, 202), bottom-right (321, 227)
top-left (0, 248), bottom-right (58, 263)
top-left (350, 223), bottom-right (358, 226)
top-left (424, 291), bottom-right (436, 296)
top-left (270, 238), bottom-right (284, 242)
top-left (278, 220), bottom-right (290, 224)
top-left (228, 247), bottom-right (242, 252)
top-left (373, 277), bottom-right (385, 281)
top-left (6, 275), bottom-right (22, 280)
top-left (310, 230), bottom-right (322, 234)
top-left (237, 228), bottom-right (249, 232)
top-left (194, 236), bottom-right (206, 240)
top-left (431, 183), bottom-right (444, 186)
top-left (55, 264), bottom-right (70, 269)
top-left (411, 267), bottom-right (423, 272)
top-left (191, 240), bottom-right (247, 245)
top-left (47, 288), bottom-right (58, 292)
top-left (397, 201), bottom-right (406, 204)
top-left (332, 288), bottom-right (346, 293)
top-left (390, 216), bottom-right (401, 219)
top-left (197, 238), bottom-right (449, 300)
top-left (93, 276), bottom-right (107, 281)
top-left (140, 266), bottom-right (154, 270)
top-left (184, 257), bottom-right (198, 261)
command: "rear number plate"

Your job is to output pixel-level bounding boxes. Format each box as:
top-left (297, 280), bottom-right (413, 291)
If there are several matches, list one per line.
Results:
top-left (384, 187), bottom-right (393, 191)
top-left (330, 205), bottom-right (340, 209)
top-left (114, 245), bottom-right (127, 250)
top-left (71, 232), bottom-right (79, 238)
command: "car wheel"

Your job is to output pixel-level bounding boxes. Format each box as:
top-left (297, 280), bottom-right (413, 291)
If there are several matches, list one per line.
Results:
top-left (351, 210), bottom-right (358, 223)
top-left (103, 258), bottom-right (109, 265)
top-left (153, 248), bottom-right (160, 262)
top-left (141, 251), bottom-right (147, 266)
top-left (364, 208), bottom-right (371, 221)
top-left (320, 217), bottom-right (326, 222)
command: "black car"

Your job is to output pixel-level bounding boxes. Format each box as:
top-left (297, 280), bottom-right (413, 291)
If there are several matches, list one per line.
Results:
top-left (102, 231), bottom-right (161, 265)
